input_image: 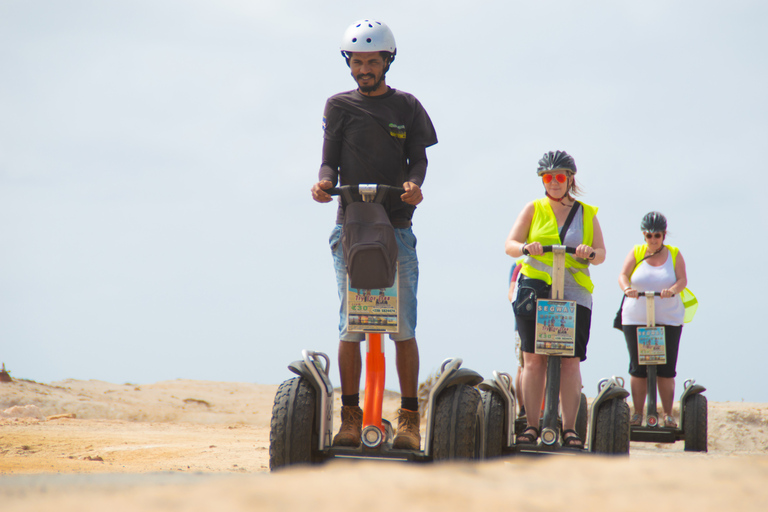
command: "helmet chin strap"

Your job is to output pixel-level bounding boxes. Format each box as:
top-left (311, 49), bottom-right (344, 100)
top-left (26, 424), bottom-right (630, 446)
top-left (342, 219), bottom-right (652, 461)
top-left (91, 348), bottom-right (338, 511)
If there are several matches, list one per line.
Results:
top-left (544, 174), bottom-right (574, 203)
top-left (546, 191), bottom-right (571, 203)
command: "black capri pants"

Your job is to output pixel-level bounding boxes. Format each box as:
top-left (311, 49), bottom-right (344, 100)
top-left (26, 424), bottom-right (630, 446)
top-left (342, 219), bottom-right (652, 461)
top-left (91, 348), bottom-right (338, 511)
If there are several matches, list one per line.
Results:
top-left (515, 304), bottom-right (592, 362)
top-left (622, 324), bottom-right (683, 378)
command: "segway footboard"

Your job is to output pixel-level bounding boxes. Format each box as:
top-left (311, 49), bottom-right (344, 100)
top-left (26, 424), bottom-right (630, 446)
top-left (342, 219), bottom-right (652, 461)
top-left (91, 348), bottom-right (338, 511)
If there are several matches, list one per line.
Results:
top-left (628, 378), bottom-right (708, 450)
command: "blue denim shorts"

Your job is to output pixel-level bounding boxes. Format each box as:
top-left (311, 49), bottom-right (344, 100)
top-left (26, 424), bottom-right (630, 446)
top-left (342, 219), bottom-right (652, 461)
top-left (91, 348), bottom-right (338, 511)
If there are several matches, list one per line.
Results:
top-left (330, 224), bottom-right (418, 342)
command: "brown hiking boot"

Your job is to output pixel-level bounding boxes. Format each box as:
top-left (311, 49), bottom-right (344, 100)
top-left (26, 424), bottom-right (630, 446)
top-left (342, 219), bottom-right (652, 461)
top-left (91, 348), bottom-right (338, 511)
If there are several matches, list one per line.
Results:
top-left (332, 405), bottom-right (363, 447)
top-left (393, 408), bottom-right (421, 450)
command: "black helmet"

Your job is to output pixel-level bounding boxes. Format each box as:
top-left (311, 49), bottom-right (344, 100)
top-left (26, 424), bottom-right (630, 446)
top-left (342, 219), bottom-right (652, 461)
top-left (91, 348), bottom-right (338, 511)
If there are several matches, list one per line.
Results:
top-left (537, 150), bottom-right (577, 176)
top-left (641, 211), bottom-right (667, 232)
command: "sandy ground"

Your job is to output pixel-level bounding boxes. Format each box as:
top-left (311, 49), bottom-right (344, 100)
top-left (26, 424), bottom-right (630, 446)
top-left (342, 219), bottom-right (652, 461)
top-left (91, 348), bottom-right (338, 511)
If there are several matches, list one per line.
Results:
top-left (1, 377), bottom-right (767, 511)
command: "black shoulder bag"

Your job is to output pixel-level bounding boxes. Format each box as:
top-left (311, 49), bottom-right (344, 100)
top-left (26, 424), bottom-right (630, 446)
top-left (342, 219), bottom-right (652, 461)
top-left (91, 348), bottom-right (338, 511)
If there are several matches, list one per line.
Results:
top-left (612, 296), bottom-right (628, 331)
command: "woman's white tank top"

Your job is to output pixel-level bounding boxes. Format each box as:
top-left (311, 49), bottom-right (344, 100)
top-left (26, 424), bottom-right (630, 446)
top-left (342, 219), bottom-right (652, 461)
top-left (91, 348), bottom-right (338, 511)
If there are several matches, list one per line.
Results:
top-left (621, 250), bottom-right (685, 326)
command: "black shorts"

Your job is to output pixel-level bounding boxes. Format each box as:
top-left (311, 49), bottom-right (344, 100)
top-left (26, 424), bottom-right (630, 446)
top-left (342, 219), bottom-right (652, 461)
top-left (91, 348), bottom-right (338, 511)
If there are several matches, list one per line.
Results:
top-left (515, 304), bottom-right (592, 362)
top-left (622, 324), bottom-right (683, 378)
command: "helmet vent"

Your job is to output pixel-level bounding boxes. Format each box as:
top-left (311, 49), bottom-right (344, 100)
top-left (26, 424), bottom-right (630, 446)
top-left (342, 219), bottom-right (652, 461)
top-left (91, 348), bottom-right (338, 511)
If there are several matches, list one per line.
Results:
top-left (366, 38), bottom-right (372, 43)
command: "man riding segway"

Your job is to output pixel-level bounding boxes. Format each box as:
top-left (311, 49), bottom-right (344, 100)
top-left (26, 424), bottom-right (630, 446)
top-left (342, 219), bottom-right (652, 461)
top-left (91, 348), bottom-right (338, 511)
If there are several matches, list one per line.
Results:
top-left (311, 19), bottom-right (438, 451)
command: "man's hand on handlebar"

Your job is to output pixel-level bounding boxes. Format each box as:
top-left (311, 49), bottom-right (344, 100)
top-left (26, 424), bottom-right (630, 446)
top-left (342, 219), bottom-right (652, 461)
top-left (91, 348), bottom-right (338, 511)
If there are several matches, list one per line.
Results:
top-left (401, 182), bottom-right (423, 206)
top-left (311, 180), bottom-right (333, 203)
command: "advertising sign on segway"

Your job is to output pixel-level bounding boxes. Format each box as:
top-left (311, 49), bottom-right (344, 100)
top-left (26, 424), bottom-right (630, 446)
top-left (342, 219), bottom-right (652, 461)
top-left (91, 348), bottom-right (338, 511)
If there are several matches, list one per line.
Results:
top-left (535, 299), bottom-right (576, 357)
top-left (347, 271), bottom-right (399, 333)
top-left (637, 327), bottom-right (666, 365)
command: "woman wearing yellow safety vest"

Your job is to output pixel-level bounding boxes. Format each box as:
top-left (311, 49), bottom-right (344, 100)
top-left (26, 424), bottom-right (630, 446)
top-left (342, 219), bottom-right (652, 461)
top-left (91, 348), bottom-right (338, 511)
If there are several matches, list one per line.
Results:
top-left (618, 211), bottom-right (690, 429)
top-left (505, 151), bottom-right (607, 449)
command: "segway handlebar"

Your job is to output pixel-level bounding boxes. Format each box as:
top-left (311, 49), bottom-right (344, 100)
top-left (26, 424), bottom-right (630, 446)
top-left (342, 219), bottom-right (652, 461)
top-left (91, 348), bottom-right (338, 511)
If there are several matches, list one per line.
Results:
top-left (522, 244), bottom-right (595, 259)
top-left (636, 291), bottom-right (675, 297)
top-left (326, 184), bottom-right (406, 196)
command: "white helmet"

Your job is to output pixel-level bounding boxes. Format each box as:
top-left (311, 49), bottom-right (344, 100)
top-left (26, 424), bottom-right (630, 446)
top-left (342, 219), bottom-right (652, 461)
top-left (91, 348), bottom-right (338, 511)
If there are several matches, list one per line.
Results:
top-left (340, 19), bottom-right (397, 63)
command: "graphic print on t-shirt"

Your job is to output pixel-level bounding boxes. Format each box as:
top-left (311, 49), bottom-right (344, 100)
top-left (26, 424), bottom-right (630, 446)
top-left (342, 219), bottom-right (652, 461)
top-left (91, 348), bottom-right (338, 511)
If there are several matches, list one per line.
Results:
top-left (388, 123), bottom-right (406, 139)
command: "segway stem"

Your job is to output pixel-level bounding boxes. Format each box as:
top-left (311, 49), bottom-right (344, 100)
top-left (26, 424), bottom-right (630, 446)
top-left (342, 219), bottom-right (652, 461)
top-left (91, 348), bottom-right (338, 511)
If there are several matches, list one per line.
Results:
top-left (541, 357), bottom-right (561, 442)
top-left (363, 333), bottom-right (386, 435)
top-left (642, 291), bottom-right (662, 425)
top-left (540, 246), bottom-right (567, 444)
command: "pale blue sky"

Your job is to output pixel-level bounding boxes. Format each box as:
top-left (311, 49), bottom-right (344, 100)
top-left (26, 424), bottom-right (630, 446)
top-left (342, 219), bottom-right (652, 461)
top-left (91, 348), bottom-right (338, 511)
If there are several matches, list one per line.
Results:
top-left (2, 1), bottom-right (766, 401)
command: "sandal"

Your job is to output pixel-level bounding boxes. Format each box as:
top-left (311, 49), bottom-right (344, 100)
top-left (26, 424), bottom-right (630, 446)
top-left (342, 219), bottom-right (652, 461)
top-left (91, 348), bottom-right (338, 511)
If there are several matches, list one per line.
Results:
top-left (517, 426), bottom-right (539, 444)
top-left (630, 413), bottom-right (643, 426)
top-left (663, 415), bottom-right (677, 428)
top-left (562, 429), bottom-right (584, 449)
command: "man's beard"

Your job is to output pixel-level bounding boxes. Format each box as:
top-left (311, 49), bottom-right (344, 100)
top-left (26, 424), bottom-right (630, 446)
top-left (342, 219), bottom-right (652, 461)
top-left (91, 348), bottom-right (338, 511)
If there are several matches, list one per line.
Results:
top-left (354, 72), bottom-right (386, 93)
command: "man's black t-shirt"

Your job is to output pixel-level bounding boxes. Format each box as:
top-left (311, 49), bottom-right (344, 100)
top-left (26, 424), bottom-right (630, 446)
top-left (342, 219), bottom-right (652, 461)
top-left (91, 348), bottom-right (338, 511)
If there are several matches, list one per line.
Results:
top-left (319, 87), bottom-right (437, 226)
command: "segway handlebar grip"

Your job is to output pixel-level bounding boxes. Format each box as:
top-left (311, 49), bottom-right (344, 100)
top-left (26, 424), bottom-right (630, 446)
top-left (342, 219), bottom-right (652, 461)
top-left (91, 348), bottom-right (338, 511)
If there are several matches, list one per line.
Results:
top-left (325, 186), bottom-right (349, 196)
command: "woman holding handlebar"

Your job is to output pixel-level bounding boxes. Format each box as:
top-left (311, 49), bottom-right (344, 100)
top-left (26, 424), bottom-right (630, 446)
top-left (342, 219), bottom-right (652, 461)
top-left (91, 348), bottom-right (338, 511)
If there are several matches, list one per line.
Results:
top-left (504, 150), bottom-right (606, 448)
top-left (618, 211), bottom-right (688, 428)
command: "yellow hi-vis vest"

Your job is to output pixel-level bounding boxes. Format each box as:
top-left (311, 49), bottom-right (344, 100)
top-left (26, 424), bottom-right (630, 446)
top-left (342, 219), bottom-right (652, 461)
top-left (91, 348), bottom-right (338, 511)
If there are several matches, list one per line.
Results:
top-left (520, 198), bottom-right (598, 293)
top-left (633, 244), bottom-right (698, 323)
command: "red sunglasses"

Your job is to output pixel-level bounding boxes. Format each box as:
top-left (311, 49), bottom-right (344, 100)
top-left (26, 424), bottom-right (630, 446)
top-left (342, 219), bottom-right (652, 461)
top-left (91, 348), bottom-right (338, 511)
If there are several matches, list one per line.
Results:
top-left (644, 232), bottom-right (663, 239)
top-left (542, 173), bottom-right (568, 184)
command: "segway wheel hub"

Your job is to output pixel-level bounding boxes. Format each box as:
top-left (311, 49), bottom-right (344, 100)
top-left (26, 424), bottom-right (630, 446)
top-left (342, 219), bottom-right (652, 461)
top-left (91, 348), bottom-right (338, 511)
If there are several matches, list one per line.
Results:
top-left (362, 425), bottom-right (384, 448)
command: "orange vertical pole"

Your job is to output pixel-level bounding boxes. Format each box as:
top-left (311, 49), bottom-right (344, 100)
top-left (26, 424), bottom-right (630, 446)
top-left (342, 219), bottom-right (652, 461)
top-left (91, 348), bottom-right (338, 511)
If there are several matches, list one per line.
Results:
top-left (362, 332), bottom-right (385, 433)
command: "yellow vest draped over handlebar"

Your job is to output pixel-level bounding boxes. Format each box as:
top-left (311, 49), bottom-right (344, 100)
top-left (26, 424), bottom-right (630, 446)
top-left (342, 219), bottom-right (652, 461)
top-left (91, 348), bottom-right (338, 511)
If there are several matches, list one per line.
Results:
top-left (520, 198), bottom-right (598, 293)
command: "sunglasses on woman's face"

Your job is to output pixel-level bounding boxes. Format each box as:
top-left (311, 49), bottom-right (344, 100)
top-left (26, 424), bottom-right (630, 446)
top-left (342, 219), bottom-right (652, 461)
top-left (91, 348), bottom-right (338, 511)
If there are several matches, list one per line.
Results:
top-left (542, 173), bottom-right (568, 184)
top-left (644, 232), bottom-right (663, 239)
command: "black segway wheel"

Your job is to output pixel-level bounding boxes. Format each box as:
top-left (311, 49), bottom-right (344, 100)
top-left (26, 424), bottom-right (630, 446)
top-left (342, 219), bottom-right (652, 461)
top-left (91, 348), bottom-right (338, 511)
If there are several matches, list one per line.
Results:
top-left (683, 393), bottom-right (708, 452)
top-left (432, 384), bottom-right (484, 461)
top-left (576, 392), bottom-right (589, 442)
top-left (481, 390), bottom-right (504, 458)
top-left (269, 377), bottom-right (319, 470)
top-left (592, 398), bottom-right (630, 454)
